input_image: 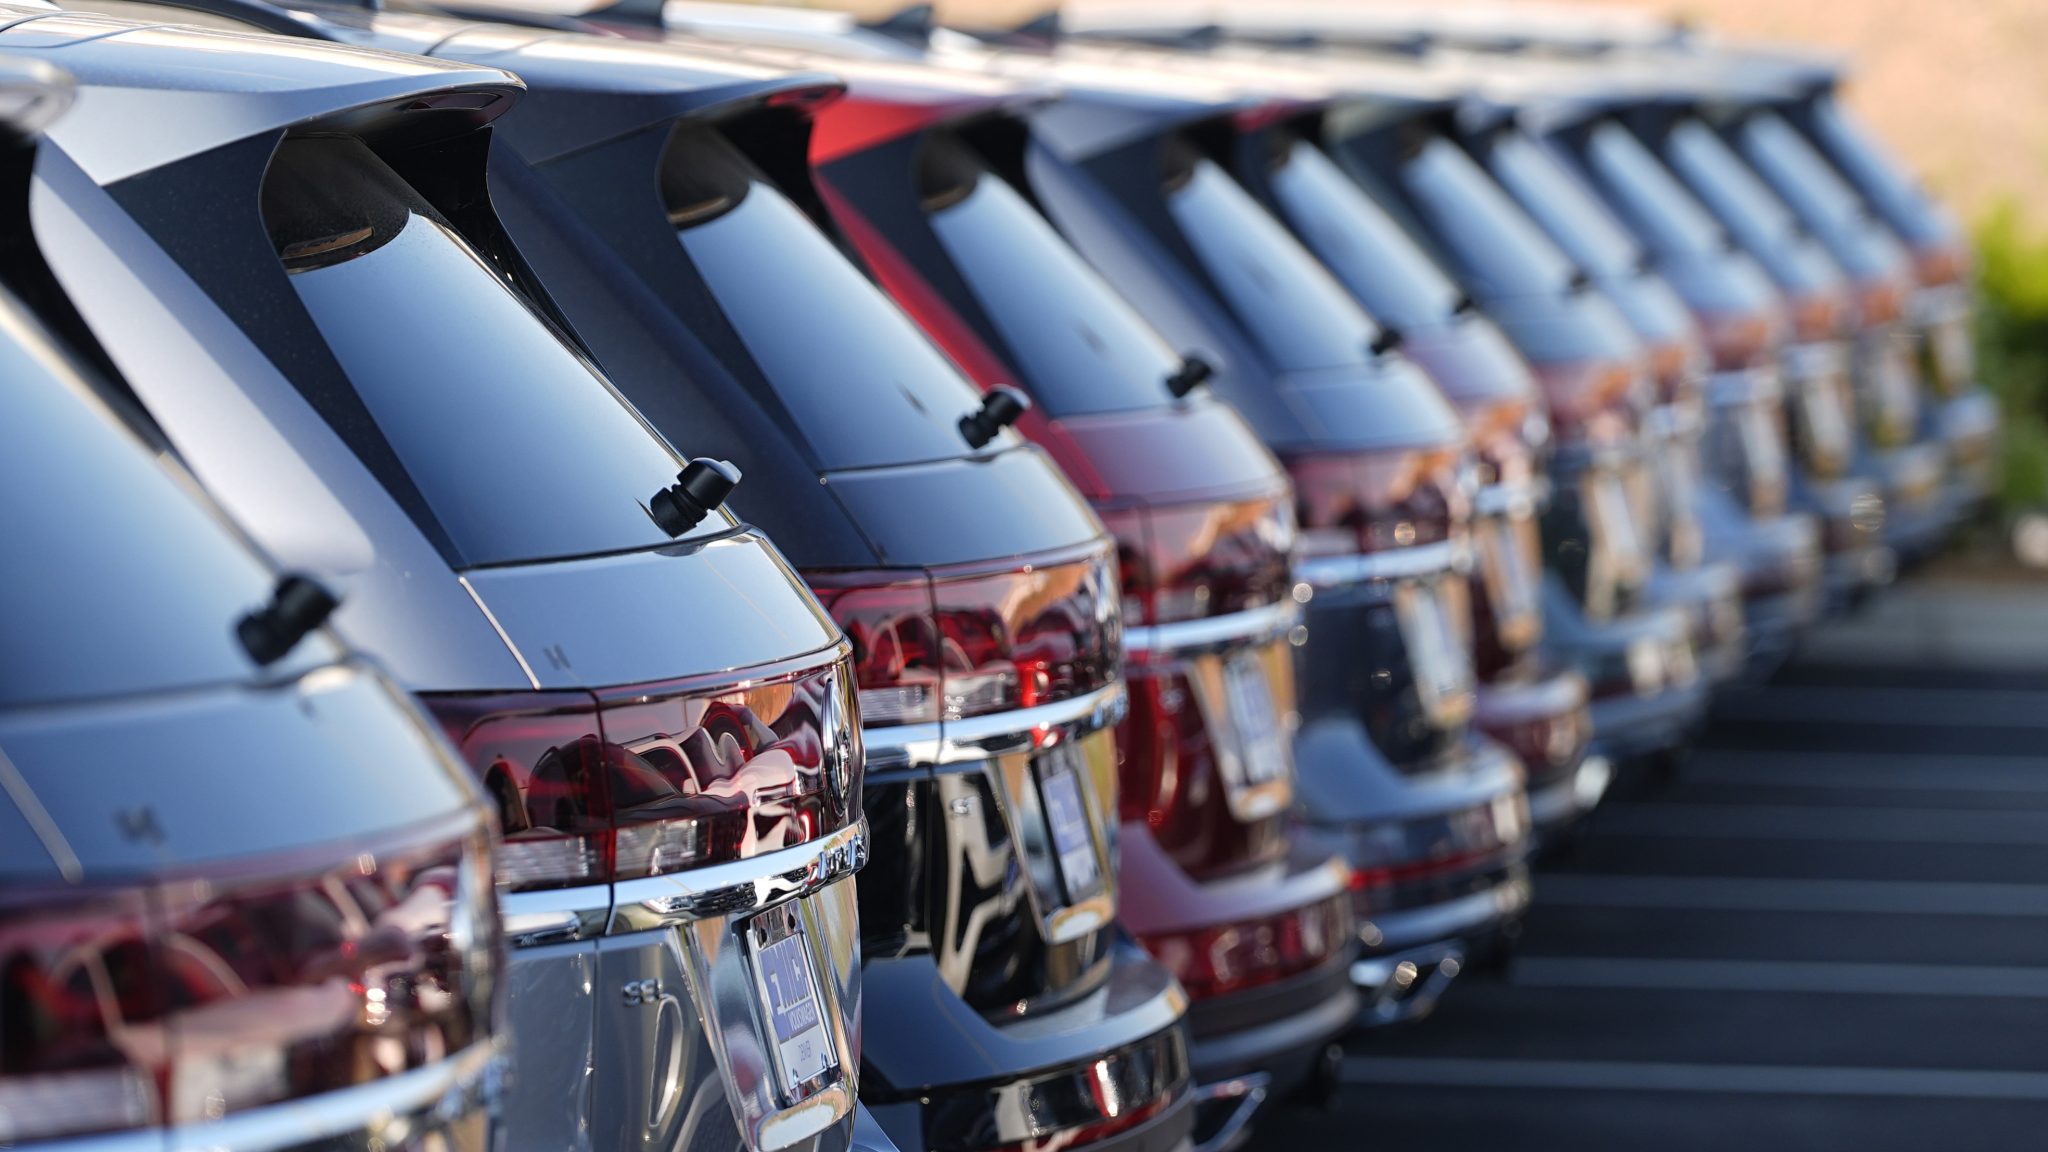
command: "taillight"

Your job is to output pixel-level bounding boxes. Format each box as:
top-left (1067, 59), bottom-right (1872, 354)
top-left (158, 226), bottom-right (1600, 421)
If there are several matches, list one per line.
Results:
top-left (1288, 444), bottom-right (1470, 560)
top-left (1106, 495), bottom-right (1296, 627)
top-left (427, 692), bottom-right (610, 891)
top-left (1460, 396), bottom-right (1546, 491)
top-left (0, 829), bottom-right (496, 1138)
top-left (424, 660), bottom-right (859, 891)
top-left (0, 888), bottom-right (162, 1142)
top-left (1645, 338), bottom-right (1707, 405)
top-left (810, 547), bottom-right (1122, 730)
top-left (1530, 359), bottom-right (1643, 447)
top-left (1788, 291), bottom-right (1850, 344)
top-left (1914, 243), bottom-right (1969, 288)
top-left (1140, 890), bottom-right (1352, 1001)
top-left (1698, 311), bottom-right (1778, 373)
top-left (1856, 277), bottom-right (1907, 328)
top-left (1100, 495), bottom-right (1298, 878)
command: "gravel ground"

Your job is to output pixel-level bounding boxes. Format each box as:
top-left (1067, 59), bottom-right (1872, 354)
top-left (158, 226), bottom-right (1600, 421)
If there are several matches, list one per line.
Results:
top-left (1247, 574), bottom-right (2048, 1151)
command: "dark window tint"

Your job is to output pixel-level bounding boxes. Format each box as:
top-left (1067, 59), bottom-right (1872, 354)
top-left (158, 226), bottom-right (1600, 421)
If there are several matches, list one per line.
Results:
top-left (1164, 143), bottom-right (1381, 372)
top-left (1577, 122), bottom-right (1726, 261)
top-left (1489, 129), bottom-right (1645, 276)
top-left (925, 137), bottom-right (1182, 416)
top-left (666, 123), bottom-right (999, 471)
top-left (265, 137), bottom-right (690, 567)
top-left (1267, 137), bottom-right (1462, 329)
top-left (1664, 119), bottom-right (1805, 263)
top-left (1398, 136), bottom-right (1577, 300)
top-left (0, 298), bottom-right (304, 707)
top-left (1807, 95), bottom-right (1955, 244)
top-left (1738, 112), bottom-right (1865, 228)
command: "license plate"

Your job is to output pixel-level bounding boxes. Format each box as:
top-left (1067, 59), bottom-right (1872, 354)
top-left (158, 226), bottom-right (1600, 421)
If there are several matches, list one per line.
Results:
top-left (747, 908), bottom-right (835, 1099)
top-left (1222, 653), bottom-right (1286, 785)
top-left (1393, 581), bottom-right (1474, 723)
top-left (1037, 755), bottom-right (1102, 902)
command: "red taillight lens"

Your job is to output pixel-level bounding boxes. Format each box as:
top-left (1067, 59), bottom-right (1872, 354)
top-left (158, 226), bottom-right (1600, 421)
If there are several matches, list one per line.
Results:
top-left (1102, 495), bottom-right (1296, 628)
top-left (596, 664), bottom-right (858, 882)
top-left (1914, 243), bottom-right (1969, 288)
top-left (1, 830), bottom-right (496, 1139)
top-left (1788, 291), bottom-right (1850, 344)
top-left (0, 889), bottom-right (163, 1141)
top-left (1141, 891), bottom-right (1351, 1001)
top-left (811, 548), bottom-right (1121, 729)
top-left (1645, 338), bottom-right (1707, 404)
top-left (812, 576), bottom-right (942, 727)
top-left (1531, 359), bottom-right (1643, 446)
top-left (1856, 277), bottom-right (1907, 328)
top-left (932, 557), bottom-right (1120, 719)
top-left (1698, 311), bottom-right (1778, 374)
top-left (1460, 396), bottom-right (1546, 491)
top-left (428, 692), bottom-right (610, 891)
top-left (1288, 444), bottom-right (1469, 560)
top-left (426, 664), bottom-right (857, 890)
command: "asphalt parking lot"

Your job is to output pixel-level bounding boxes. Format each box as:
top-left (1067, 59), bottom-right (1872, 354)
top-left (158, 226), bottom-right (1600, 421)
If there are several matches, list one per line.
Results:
top-left (1251, 576), bottom-right (2048, 1151)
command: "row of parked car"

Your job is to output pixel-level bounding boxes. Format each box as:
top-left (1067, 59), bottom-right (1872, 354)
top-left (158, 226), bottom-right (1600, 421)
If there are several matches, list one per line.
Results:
top-left (0, 2), bottom-right (1987, 1151)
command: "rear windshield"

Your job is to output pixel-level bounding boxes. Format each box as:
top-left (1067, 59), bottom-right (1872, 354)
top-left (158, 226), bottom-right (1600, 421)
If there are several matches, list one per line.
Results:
top-left (265, 137), bottom-right (691, 567)
top-left (666, 122), bottom-right (1002, 471)
top-left (1806, 95), bottom-right (1952, 244)
top-left (1266, 136), bottom-right (1463, 329)
top-left (1487, 129), bottom-right (1644, 278)
top-left (1398, 136), bottom-right (1578, 300)
top-left (1164, 139), bottom-right (1382, 372)
top-left (923, 133), bottom-right (1183, 416)
top-left (1575, 121), bottom-right (1727, 262)
top-left (0, 298), bottom-right (306, 707)
top-left (1664, 118), bottom-right (1805, 264)
top-left (1738, 112), bottom-right (1867, 229)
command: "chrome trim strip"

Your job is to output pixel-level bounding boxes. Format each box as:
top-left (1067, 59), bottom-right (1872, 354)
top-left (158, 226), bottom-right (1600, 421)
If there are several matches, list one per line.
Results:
top-left (456, 574), bottom-right (541, 691)
top-left (608, 819), bottom-right (867, 935)
top-left (499, 882), bottom-right (611, 948)
top-left (1474, 479), bottom-right (1548, 518)
top-left (1780, 339), bottom-right (1850, 381)
top-left (0, 745), bottom-right (79, 881)
top-left (1125, 600), bottom-right (1301, 658)
top-left (1296, 538), bottom-right (1469, 589)
top-left (861, 682), bottom-right (1128, 768)
top-left (1703, 367), bottom-right (1785, 409)
top-left (42, 1044), bottom-right (506, 1152)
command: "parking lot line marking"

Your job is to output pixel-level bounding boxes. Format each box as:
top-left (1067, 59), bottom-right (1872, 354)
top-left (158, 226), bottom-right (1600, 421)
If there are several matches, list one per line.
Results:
top-left (1589, 803), bottom-right (2048, 845)
top-left (1710, 687), bottom-right (2048, 728)
top-left (1338, 1057), bottom-right (2048, 1101)
top-left (1686, 751), bottom-right (2048, 794)
top-left (1510, 957), bottom-right (2048, 998)
top-left (1535, 873), bottom-right (2048, 916)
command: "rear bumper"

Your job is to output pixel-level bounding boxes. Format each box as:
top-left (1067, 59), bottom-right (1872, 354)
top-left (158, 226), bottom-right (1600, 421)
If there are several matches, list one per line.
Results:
top-left (1590, 672), bottom-right (1711, 761)
top-left (1526, 752), bottom-right (1613, 834)
top-left (1185, 949), bottom-right (1358, 1095)
top-left (1650, 561), bottom-right (1746, 685)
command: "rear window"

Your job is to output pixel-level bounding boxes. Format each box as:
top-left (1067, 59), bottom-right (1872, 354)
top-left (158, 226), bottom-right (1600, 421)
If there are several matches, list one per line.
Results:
top-left (1398, 136), bottom-right (1578, 300)
top-left (0, 298), bottom-right (310, 707)
top-left (665, 122), bottom-right (1001, 471)
top-left (1489, 129), bottom-right (1647, 276)
top-left (922, 134), bottom-right (1183, 416)
top-left (1664, 118), bottom-right (1805, 265)
top-left (1806, 95), bottom-right (1954, 245)
top-left (1164, 139), bottom-right (1382, 372)
top-left (1738, 112), bottom-right (1866, 229)
top-left (264, 137), bottom-right (691, 567)
top-left (1576, 121), bottom-right (1726, 261)
top-left (1266, 137), bottom-right (1463, 329)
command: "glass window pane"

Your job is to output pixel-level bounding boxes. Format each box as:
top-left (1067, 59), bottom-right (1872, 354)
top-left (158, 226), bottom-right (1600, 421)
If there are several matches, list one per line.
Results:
top-left (930, 160), bottom-right (1182, 416)
top-left (1489, 129), bottom-right (1644, 275)
top-left (1167, 154), bottom-right (1382, 372)
top-left (1576, 124), bottom-right (1725, 261)
top-left (1268, 138), bottom-right (1463, 329)
top-left (1398, 137), bottom-right (1577, 299)
top-left (269, 138), bottom-right (689, 567)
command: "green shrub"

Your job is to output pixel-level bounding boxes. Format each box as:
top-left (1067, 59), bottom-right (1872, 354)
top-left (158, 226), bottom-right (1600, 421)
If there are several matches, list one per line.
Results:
top-left (1974, 200), bottom-right (2048, 513)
